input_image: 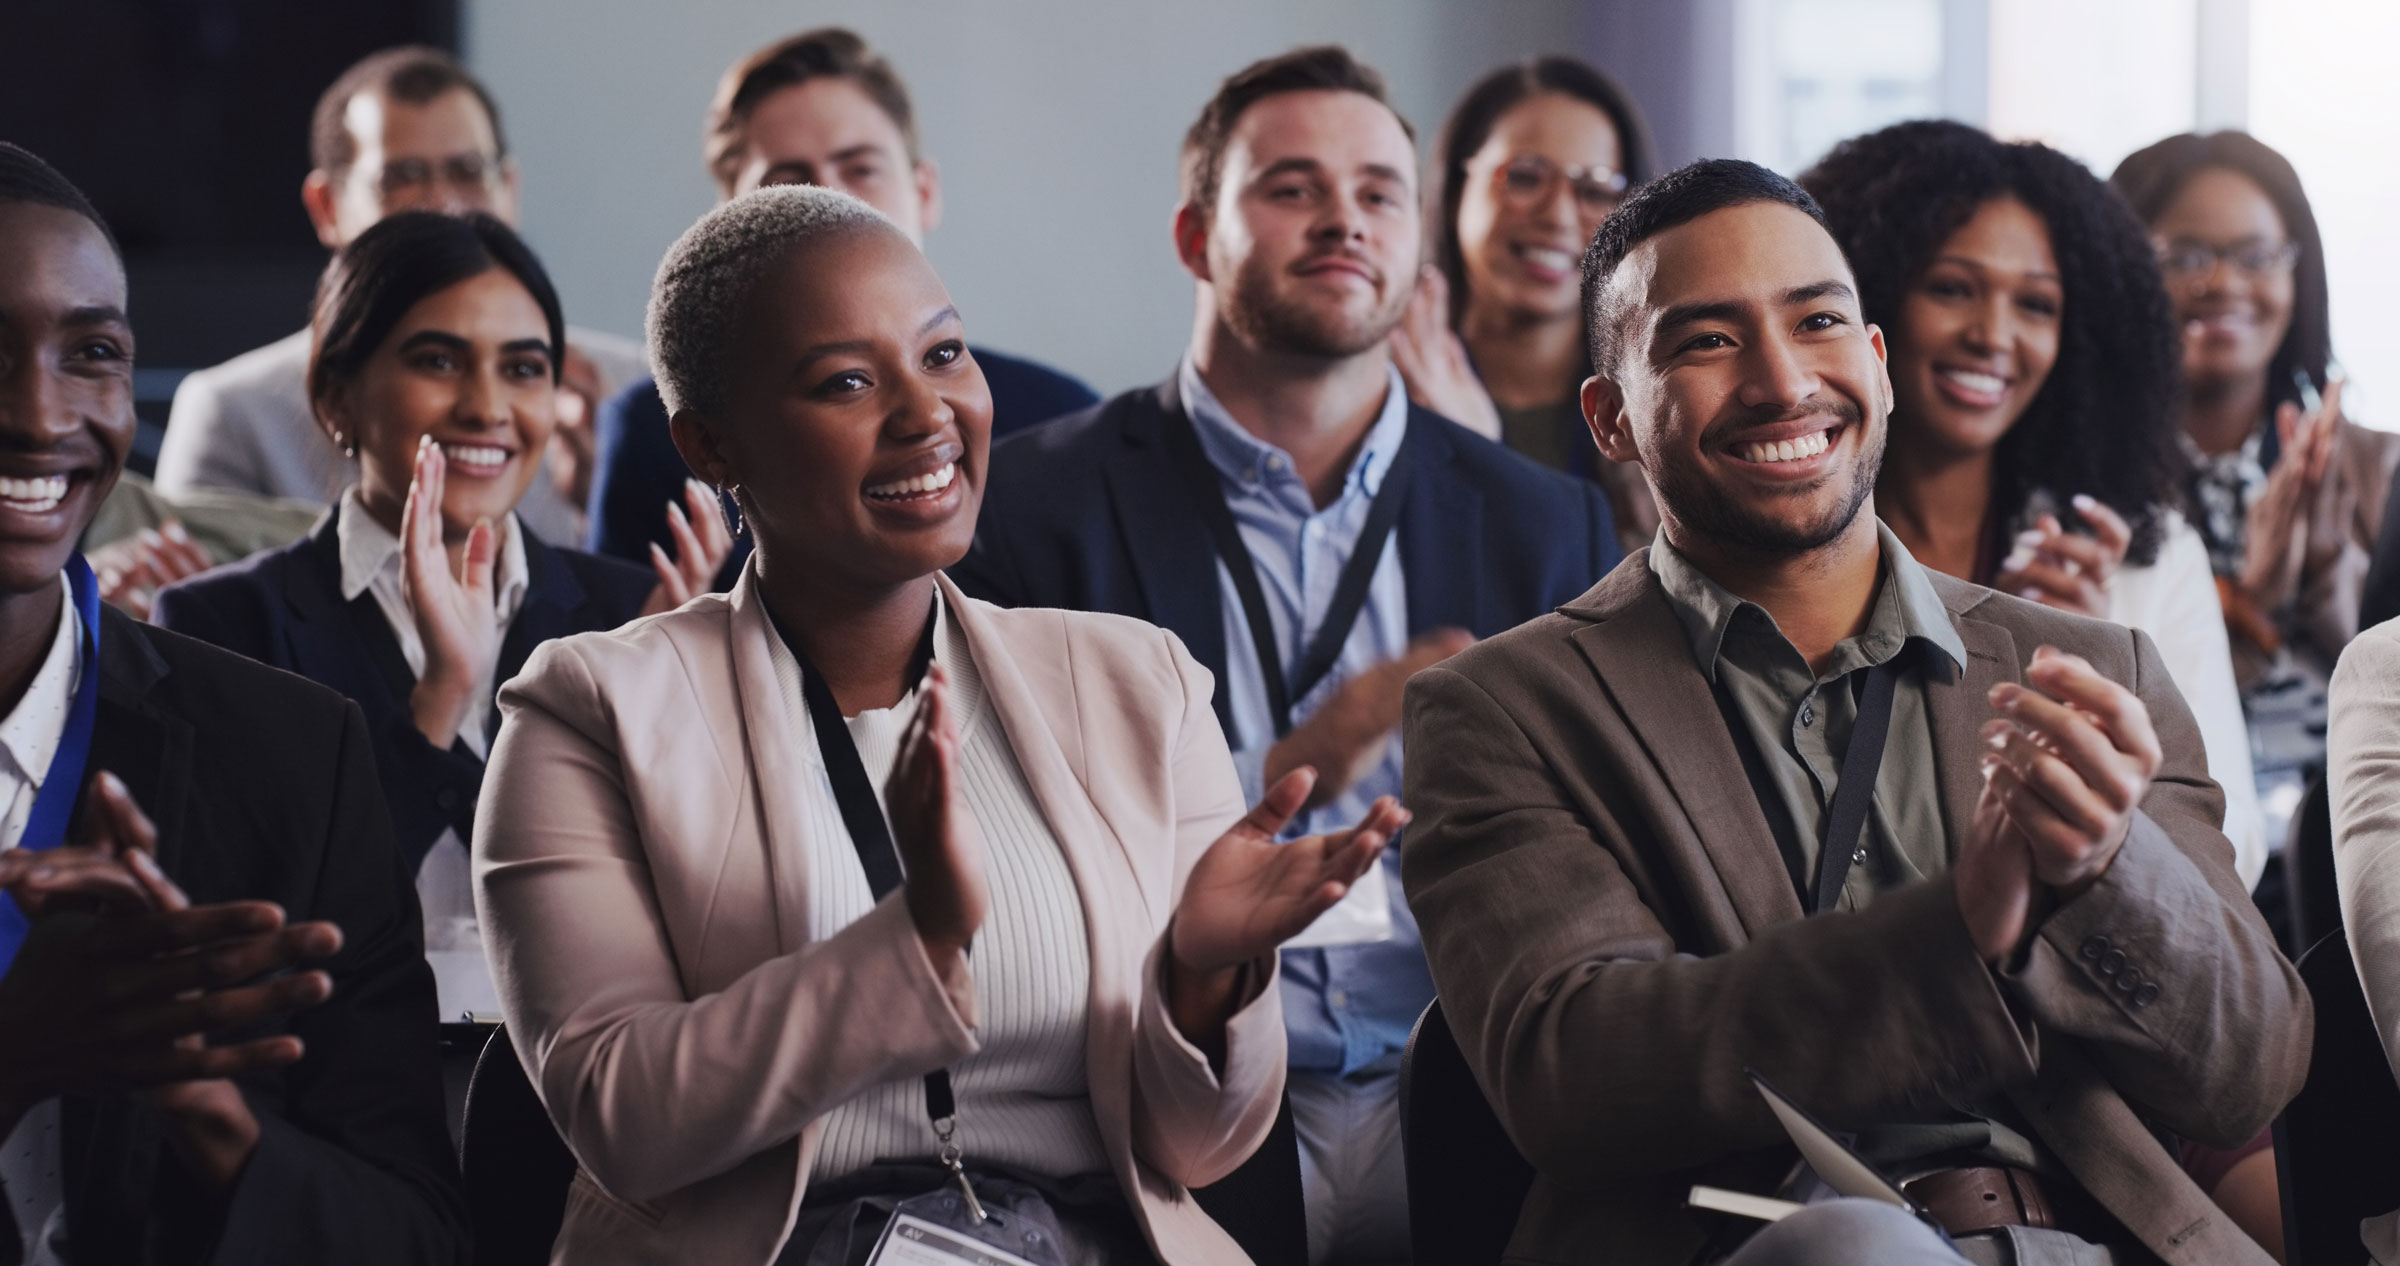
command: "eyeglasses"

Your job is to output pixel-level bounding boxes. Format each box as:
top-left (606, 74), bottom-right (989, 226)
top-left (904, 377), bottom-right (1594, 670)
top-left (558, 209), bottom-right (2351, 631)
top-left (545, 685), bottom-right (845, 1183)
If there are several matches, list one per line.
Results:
top-left (1493, 154), bottom-right (1629, 220)
top-left (2156, 238), bottom-right (2301, 280)
top-left (370, 153), bottom-right (501, 203)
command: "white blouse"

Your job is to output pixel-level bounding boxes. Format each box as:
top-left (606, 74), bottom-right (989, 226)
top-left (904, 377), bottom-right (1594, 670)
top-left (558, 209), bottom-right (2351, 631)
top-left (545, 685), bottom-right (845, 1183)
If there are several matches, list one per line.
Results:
top-left (2103, 513), bottom-right (2267, 888)
top-left (769, 595), bottom-right (1110, 1183)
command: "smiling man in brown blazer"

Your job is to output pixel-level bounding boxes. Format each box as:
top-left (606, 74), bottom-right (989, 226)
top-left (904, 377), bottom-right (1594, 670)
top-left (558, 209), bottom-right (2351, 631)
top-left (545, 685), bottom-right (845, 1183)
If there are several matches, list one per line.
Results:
top-left (1399, 158), bottom-right (2309, 1266)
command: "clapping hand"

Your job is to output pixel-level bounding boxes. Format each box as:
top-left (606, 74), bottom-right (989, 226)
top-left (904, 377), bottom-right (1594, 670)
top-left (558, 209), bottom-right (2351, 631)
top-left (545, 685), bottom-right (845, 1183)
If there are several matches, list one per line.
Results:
top-left (1955, 648), bottom-right (2163, 961)
top-left (400, 436), bottom-right (501, 748)
top-left (637, 479), bottom-right (736, 617)
top-left (92, 521), bottom-right (214, 622)
top-left (2239, 376), bottom-right (2343, 602)
top-left (0, 772), bottom-right (341, 1190)
top-left (1995, 497), bottom-right (2131, 619)
top-left (1264, 629), bottom-right (1474, 812)
top-left (1389, 265), bottom-right (1504, 442)
top-left (886, 663), bottom-right (988, 974)
top-left (1165, 768), bottom-right (1407, 1050)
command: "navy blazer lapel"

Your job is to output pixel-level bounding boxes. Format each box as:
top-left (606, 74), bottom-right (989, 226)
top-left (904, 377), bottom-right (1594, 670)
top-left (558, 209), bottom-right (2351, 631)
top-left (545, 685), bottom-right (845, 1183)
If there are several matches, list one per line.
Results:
top-left (1103, 380), bottom-right (1229, 719)
top-left (288, 514), bottom-right (416, 709)
top-left (495, 534), bottom-right (587, 696)
top-left (85, 608), bottom-right (192, 875)
top-left (1565, 560), bottom-right (1808, 937)
top-left (1397, 412), bottom-right (1485, 636)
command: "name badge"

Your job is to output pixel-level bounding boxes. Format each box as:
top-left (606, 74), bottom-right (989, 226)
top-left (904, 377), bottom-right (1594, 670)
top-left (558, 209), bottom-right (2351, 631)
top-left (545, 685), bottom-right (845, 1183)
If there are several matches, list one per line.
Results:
top-left (1282, 852), bottom-right (1394, 949)
top-left (864, 1190), bottom-right (1066, 1266)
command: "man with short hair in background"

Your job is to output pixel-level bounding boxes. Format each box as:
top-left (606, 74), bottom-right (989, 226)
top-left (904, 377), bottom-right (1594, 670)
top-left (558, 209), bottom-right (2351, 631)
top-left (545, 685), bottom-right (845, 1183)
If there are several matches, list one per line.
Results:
top-left (583, 26), bottom-right (1097, 576)
top-left (158, 45), bottom-right (645, 548)
top-left (954, 46), bottom-right (1617, 1265)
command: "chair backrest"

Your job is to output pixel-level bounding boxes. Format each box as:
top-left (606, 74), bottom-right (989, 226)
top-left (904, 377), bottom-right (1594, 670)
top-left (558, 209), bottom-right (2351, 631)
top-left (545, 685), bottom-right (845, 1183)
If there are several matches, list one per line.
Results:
top-left (1190, 1093), bottom-right (1309, 1266)
top-left (460, 1025), bottom-right (578, 1266)
top-left (2276, 928), bottom-right (2400, 1266)
top-left (1399, 1000), bottom-right (1536, 1265)
top-left (2284, 773), bottom-right (2342, 954)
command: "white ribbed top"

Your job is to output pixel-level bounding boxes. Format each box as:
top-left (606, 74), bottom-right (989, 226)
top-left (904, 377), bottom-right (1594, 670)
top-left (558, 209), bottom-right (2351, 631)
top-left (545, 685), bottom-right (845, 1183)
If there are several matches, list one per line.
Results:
top-left (771, 595), bottom-right (1110, 1183)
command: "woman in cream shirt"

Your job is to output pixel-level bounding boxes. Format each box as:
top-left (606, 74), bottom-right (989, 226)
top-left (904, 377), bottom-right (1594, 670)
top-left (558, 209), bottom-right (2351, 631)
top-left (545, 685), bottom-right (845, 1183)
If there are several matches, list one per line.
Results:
top-left (473, 186), bottom-right (1401, 1265)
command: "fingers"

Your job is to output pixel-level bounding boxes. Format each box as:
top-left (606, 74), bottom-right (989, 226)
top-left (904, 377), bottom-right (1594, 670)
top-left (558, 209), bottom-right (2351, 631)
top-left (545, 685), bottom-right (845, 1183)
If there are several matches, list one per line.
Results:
top-left (645, 544), bottom-right (689, 608)
top-left (663, 499), bottom-right (711, 591)
top-left (460, 518), bottom-right (498, 594)
top-left (112, 921), bottom-right (342, 1005)
top-left (2069, 495), bottom-right (2133, 563)
top-left (1239, 767), bottom-right (1321, 841)
top-left (2024, 648), bottom-right (2163, 776)
top-left (685, 479), bottom-right (733, 566)
top-left (1987, 678), bottom-right (2148, 816)
top-left (119, 1035), bottom-right (307, 1088)
top-left (104, 901), bottom-right (289, 959)
top-left (110, 969), bottom-right (335, 1046)
top-left (1995, 555), bottom-right (2103, 615)
top-left (2275, 400), bottom-right (2302, 453)
top-left (151, 522), bottom-right (212, 582)
top-left (0, 852), bottom-right (154, 916)
top-left (1982, 759), bottom-right (2114, 887)
top-left (1981, 719), bottom-right (2119, 840)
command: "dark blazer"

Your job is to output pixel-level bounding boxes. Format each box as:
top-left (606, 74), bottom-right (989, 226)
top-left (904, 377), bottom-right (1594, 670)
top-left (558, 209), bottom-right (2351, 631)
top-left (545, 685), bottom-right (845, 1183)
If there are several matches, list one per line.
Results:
top-left (1399, 551), bottom-right (2309, 1265)
top-left (152, 513), bottom-right (655, 873)
top-left (57, 606), bottom-right (466, 1264)
top-left (588, 350), bottom-right (1099, 583)
top-left (950, 376), bottom-right (1621, 729)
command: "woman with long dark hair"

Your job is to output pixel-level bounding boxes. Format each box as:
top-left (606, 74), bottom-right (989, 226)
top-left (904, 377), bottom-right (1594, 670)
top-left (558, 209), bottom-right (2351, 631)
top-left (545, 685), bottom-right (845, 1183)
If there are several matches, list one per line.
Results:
top-left (1800, 120), bottom-right (2264, 885)
top-left (1394, 56), bottom-right (1658, 551)
top-left (154, 211), bottom-right (727, 1019)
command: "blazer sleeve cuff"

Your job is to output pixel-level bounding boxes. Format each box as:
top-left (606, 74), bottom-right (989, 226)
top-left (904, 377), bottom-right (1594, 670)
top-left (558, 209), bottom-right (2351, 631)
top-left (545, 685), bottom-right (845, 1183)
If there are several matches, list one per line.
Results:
top-left (2007, 810), bottom-right (2210, 1041)
top-left (1128, 934), bottom-right (1285, 1188)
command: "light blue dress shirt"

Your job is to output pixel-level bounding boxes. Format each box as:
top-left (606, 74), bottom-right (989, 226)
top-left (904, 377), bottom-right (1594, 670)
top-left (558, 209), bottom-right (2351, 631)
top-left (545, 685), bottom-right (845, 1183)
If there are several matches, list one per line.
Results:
top-left (1176, 358), bottom-right (1434, 1076)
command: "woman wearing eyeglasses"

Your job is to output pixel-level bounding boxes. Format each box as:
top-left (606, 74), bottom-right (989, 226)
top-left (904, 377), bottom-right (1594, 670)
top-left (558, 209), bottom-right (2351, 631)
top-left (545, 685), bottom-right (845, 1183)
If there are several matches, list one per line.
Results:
top-left (2112, 132), bottom-right (2400, 690)
top-left (1391, 57), bottom-right (1657, 554)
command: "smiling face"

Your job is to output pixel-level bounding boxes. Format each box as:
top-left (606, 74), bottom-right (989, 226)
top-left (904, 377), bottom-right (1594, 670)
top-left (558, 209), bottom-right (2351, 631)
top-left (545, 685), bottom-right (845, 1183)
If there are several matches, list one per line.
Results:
top-left (1585, 201), bottom-right (1891, 563)
top-left (1456, 92), bottom-right (1625, 321)
top-left (0, 202), bottom-right (135, 595)
top-left (318, 267), bottom-right (557, 541)
top-left (1190, 89), bottom-right (1421, 359)
top-left (729, 78), bottom-right (936, 242)
top-left (675, 226), bottom-right (990, 598)
top-left (2151, 166), bottom-right (2294, 391)
top-left (1886, 196), bottom-right (2063, 460)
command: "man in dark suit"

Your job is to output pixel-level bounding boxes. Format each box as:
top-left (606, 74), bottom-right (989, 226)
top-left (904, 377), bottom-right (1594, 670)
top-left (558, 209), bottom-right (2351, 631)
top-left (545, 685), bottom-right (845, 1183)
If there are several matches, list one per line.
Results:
top-left (0, 144), bottom-right (464, 1263)
top-left (589, 26), bottom-right (1096, 579)
top-left (952, 47), bottom-right (1615, 1265)
top-left (1399, 159), bottom-right (2306, 1264)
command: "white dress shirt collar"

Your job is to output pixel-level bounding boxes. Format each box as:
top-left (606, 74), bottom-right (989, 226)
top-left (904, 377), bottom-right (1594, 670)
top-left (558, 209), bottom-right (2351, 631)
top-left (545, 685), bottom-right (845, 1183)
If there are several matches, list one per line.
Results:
top-left (0, 571), bottom-right (84, 835)
top-left (335, 486), bottom-right (531, 616)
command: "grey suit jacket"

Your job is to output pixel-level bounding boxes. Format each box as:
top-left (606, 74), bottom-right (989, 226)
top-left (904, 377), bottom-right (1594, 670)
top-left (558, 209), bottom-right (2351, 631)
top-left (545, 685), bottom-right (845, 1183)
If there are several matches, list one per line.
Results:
top-left (1399, 549), bottom-right (2309, 1266)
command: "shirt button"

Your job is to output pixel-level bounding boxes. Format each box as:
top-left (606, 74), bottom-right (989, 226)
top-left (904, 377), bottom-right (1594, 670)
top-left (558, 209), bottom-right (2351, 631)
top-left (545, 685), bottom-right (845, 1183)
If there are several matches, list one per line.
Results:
top-left (1799, 704), bottom-right (1815, 727)
top-left (1330, 990), bottom-right (1350, 1009)
top-left (1266, 454), bottom-right (1288, 474)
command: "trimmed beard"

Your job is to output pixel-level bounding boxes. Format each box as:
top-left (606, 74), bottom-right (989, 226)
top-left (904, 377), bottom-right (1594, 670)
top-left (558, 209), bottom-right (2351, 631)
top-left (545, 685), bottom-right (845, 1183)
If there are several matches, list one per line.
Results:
top-left (1222, 257), bottom-right (1407, 359)
top-left (1645, 398), bottom-right (1881, 561)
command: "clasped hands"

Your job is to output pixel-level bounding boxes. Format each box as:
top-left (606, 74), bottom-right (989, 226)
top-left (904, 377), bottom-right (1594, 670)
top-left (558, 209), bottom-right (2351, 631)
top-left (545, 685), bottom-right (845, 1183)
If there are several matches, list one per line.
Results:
top-left (1956, 646), bottom-right (2164, 964)
top-left (0, 773), bottom-right (341, 1190)
top-left (885, 663), bottom-right (1406, 1053)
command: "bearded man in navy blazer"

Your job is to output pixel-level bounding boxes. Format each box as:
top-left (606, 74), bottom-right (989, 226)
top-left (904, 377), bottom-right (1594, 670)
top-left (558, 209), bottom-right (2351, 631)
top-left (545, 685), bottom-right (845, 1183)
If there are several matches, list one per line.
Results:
top-left (951, 46), bottom-right (1616, 1266)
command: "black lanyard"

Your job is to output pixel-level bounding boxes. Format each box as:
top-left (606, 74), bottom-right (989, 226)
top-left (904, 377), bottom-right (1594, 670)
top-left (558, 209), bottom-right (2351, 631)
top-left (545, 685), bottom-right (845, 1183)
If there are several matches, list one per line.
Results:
top-left (1805, 657), bottom-right (1903, 914)
top-left (1161, 405), bottom-right (1416, 739)
top-left (769, 603), bottom-right (956, 1125)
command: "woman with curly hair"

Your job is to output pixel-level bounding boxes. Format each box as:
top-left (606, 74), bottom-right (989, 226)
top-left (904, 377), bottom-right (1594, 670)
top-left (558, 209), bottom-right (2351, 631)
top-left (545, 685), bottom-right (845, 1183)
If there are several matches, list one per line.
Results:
top-left (1391, 56), bottom-right (1660, 552)
top-left (1800, 120), bottom-right (2265, 887)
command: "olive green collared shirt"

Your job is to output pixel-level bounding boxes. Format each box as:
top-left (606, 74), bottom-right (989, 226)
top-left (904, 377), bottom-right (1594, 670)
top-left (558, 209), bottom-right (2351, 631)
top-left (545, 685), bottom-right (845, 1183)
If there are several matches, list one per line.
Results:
top-left (1649, 519), bottom-right (1967, 913)
top-left (1650, 523), bottom-right (2051, 1179)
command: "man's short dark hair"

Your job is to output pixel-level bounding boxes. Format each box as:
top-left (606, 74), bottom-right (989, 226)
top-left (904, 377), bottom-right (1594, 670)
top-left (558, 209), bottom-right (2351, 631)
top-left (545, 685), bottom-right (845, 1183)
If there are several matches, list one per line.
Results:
top-left (1179, 45), bottom-right (1414, 214)
top-left (310, 46), bottom-right (508, 176)
top-left (0, 142), bottom-right (120, 261)
top-left (705, 28), bottom-right (918, 197)
top-left (1580, 158), bottom-right (1825, 373)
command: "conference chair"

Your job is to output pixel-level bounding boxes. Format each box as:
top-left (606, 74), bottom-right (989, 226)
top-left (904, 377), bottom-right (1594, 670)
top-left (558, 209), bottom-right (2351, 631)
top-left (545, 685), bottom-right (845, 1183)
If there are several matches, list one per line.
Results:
top-left (2276, 929), bottom-right (2400, 1265)
top-left (460, 1025), bottom-right (577, 1265)
top-left (1191, 1096), bottom-right (1309, 1266)
top-left (1399, 1000), bottom-right (1535, 1264)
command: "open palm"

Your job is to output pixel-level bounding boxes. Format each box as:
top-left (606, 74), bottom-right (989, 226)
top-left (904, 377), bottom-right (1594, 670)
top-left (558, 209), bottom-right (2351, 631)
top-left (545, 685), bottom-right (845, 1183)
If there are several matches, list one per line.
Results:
top-left (1172, 768), bottom-right (1406, 975)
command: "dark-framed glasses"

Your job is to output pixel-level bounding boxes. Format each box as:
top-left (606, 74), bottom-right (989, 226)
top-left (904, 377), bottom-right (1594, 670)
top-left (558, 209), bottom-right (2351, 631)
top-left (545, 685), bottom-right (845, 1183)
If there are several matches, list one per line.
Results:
top-left (372, 153), bottom-right (501, 203)
top-left (2156, 237), bottom-right (2300, 280)
top-left (1494, 154), bottom-right (1629, 220)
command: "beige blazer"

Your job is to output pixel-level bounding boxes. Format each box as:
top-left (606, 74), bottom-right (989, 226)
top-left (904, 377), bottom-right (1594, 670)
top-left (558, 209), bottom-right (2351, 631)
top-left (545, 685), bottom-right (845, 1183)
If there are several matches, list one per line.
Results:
top-left (473, 570), bottom-right (1282, 1266)
top-left (1400, 552), bottom-right (2309, 1266)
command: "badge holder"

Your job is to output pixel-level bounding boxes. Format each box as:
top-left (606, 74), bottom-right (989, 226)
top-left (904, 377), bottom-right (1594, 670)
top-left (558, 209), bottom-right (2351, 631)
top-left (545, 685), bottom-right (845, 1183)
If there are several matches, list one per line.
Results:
top-left (862, 1116), bottom-right (1068, 1266)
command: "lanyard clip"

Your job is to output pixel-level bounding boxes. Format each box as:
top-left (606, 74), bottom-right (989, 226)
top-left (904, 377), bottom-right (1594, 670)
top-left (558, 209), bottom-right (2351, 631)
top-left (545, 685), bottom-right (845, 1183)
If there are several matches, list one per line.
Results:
top-left (935, 1118), bottom-right (988, 1225)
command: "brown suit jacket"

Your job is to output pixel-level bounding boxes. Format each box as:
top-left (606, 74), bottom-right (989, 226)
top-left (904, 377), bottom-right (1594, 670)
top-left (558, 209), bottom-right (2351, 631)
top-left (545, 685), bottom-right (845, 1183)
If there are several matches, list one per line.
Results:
top-left (1399, 550), bottom-right (2310, 1266)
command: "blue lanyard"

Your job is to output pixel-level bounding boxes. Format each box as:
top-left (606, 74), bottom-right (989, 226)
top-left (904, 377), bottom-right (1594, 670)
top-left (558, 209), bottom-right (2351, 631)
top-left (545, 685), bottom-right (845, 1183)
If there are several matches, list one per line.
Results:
top-left (0, 556), bottom-right (105, 971)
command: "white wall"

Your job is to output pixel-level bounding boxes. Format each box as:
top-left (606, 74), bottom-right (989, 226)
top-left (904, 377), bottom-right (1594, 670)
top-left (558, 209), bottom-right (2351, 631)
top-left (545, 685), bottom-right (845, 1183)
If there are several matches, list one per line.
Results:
top-left (463, 0), bottom-right (1616, 395)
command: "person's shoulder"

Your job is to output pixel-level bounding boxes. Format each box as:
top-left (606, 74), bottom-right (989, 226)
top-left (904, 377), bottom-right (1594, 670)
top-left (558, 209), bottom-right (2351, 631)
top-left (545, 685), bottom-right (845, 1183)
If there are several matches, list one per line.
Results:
top-left (566, 325), bottom-right (648, 392)
top-left (113, 611), bottom-right (351, 733)
top-left (549, 542), bottom-right (662, 617)
top-left (985, 382), bottom-right (1169, 491)
top-left (516, 591), bottom-right (734, 691)
top-left (1929, 570), bottom-right (2142, 674)
top-left (174, 329), bottom-right (311, 404)
top-left (599, 373), bottom-right (666, 426)
top-left (974, 347), bottom-right (1100, 428)
top-left (951, 588), bottom-right (1194, 688)
top-left (156, 530), bottom-right (315, 613)
top-left (1412, 404), bottom-right (1594, 500)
